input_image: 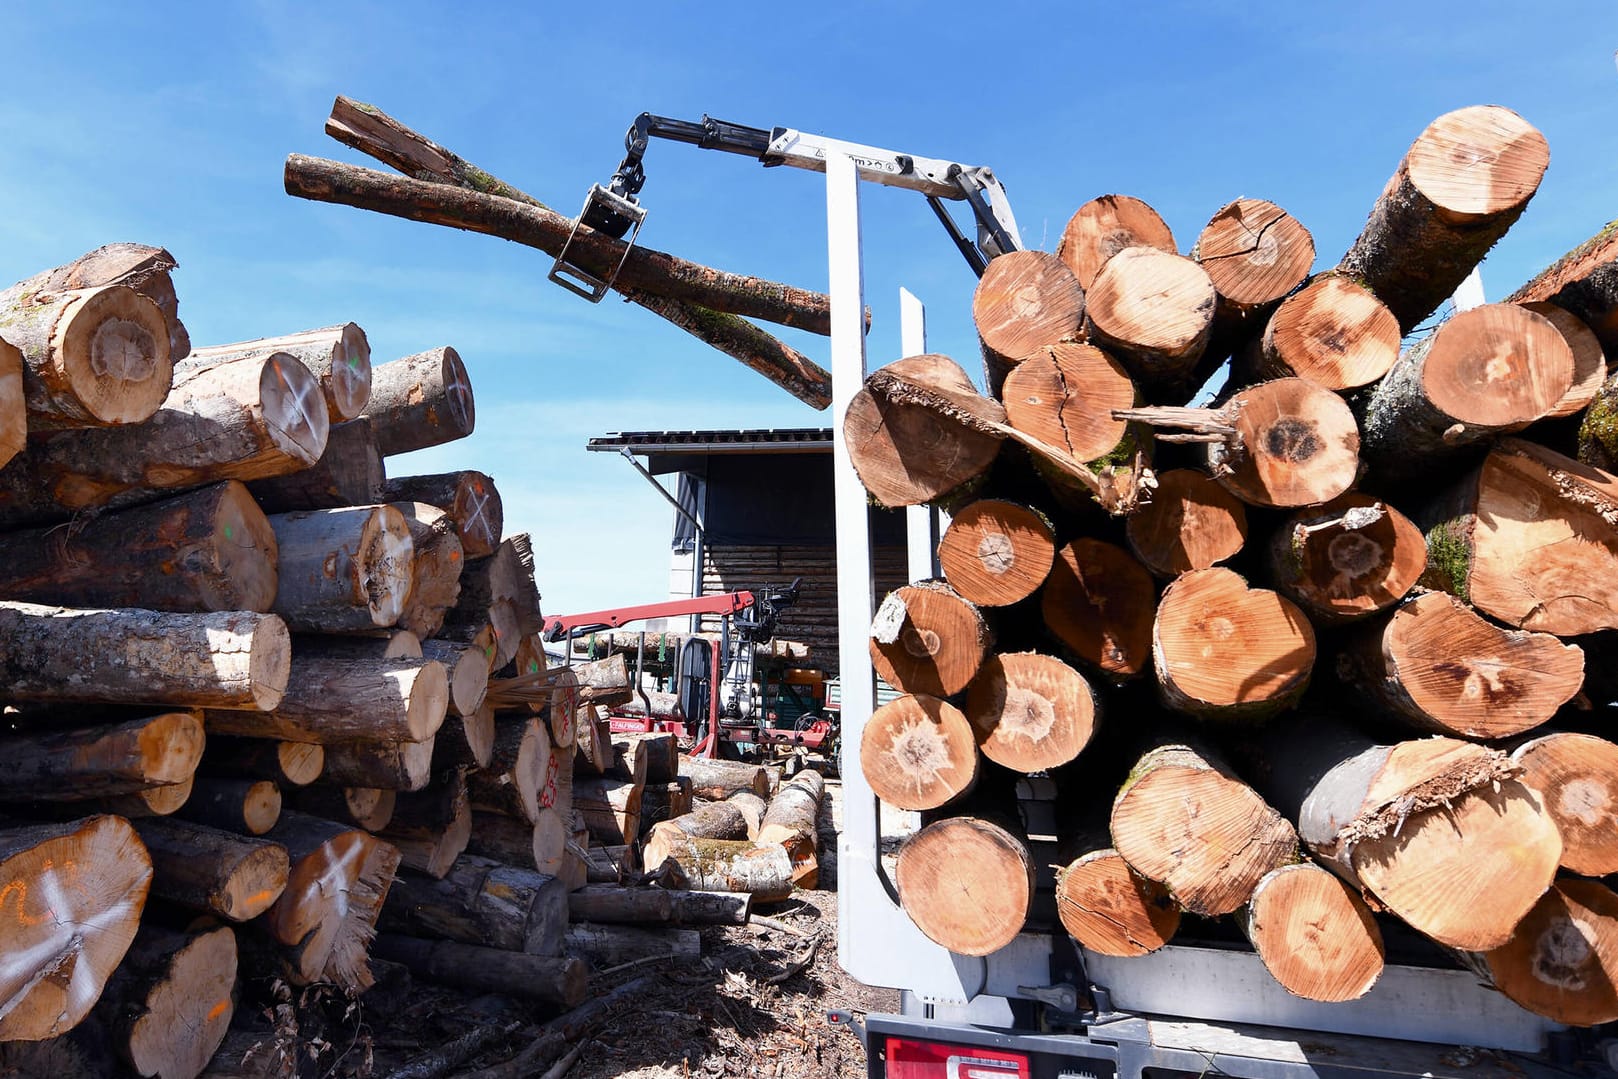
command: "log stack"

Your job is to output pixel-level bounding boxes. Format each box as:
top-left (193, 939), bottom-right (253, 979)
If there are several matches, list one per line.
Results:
top-left (847, 104), bottom-right (1618, 1028)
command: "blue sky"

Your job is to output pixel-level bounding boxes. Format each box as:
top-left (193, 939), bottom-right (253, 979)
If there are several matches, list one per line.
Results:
top-left (5, 2), bottom-right (1617, 617)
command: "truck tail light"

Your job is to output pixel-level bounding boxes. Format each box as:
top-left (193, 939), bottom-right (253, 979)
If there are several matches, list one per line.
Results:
top-left (885, 1036), bottom-right (1030, 1079)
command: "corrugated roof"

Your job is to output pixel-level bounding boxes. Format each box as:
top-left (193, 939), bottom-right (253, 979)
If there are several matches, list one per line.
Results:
top-left (588, 428), bottom-right (833, 455)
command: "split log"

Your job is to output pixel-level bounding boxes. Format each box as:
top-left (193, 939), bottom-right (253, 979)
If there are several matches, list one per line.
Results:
top-left (1252, 718), bottom-right (1560, 950)
top-left (0, 480), bottom-right (278, 614)
top-left (727, 791), bottom-right (767, 839)
top-left (1338, 104), bottom-right (1549, 332)
top-left (283, 783), bottom-right (396, 831)
top-left (466, 716), bottom-right (550, 822)
top-left (205, 635), bottom-right (447, 744)
top-left (372, 934), bottom-right (586, 1006)
top-left (1421, 438), bottom-right (1618, 635)
top-left (1152, 568), bottom-right (1315, 721)
top-left (1265, 494), bottom-right (1426, 623)
top-left (1124, 468), bottom-right (1247, 577)
top-left (0, 351), bottom-right (328, 529)
top-left (0, 604), bottom-right (289, 710)
top-left (284, 154), bottom-right (838, 337)
top-left (0, 272), bottom-right (171, 425)
top-left (1110, 739), bottom-right (1298, 916)
top-left (574, 775), bottom-right (642, 846)
top-left (393, 502), bottom-right (464, 640)
top-left (1057, 194), bottom-right (1176, 290)
top-left (201, 737), bottom-right (323, 788)
top-left (129, 816), bottom-right (288, 921)
top-left (1358, 304), bottom-right (1572, 474)
top-left (183, 323), bottom-right (371, 421)
top-left (1521, 300), bottom-right (1608, 418)
top-left (680, 755), bottom-right (773, 799)
top-left (936, 499), bottom-right (1056, 607)
top-left (965, 652), bottom-right (1098, 772)
top-left (324, 93), bottom-right (837, 412)
top-left (0, 815), bottom-right (151, 1041)
top-left (246, 417), bottom-right (384, 513)
top-left (267, 504), bottom-right (414, 632)
top-left (564, 923), bottom-right (700, 965)
top-left (363, 346), bottom-right (475, 456)
top-left (972, 250), bottom-right (1086, 395)
top-left (1473, 879), bottom-right (1618, 1026)
top-left (382, 470), bottom-right (502, 559)
top-left (1338, 591), bottom-right (1583, 738)
top-left (1231, 273), bottom-right (1400, 391)
top-left (758, 768), bottom-right (825, 886)
top-left (1510, 732), bottom-right (1618, 876)
top-left (1041, 538), bottom-right (1157, 680)
top-left (869, 581), bottom-right (990, 698)
top-left (0, 709), bottom-right (203, 802)
top-left (379, 854), bottom-right (566, 955)
top-left (260, 812), bottom-right (401, 989)
top-left (1054, 824), bottom-right (1179, 958)
top-left (1083, 247), bottom-right (1216, 398)
top-left (378, 768), bottom-right (472, 879)
top-left (566, 884), bottom-right (752, 925)
top-left (96, 922), bottom-right (238, 1079)
top-left (1240, 862), bottom-right (1384, 1003)
top-left (843, 354), bottom-right (1004, 507)
top-left (859, 694), bottom-right (979, 811)
top-left (321, 737), bottom-right (436, 792)
top-left (173, 776), bottom-right (283, 836)
top-left (640, 833), bottom-right (795, 902)
top-left (615, 732), bottom-right (677, 784)
top-left (23, 243), bottom-right (188, 362)
top-left (896, 816), bottom-right (1032, 956)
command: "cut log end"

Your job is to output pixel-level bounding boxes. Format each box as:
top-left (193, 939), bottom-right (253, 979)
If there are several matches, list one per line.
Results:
top-left (1085, 247), bottom-right (1216, 389)
top-left (1405, 104), bottom-right (1550, 219)
top-left (965, 652), bottom-right (1097, 773)
top-left (869, 582), bottom-right (989, 698)
top-left (123, 925), bottom-right (239, 1079)
top-left (1041, 539), bottom-right (1156, 679)
top-left (1421, 304), bottom-right (1574, 429)
top-left (896, 817), bottom-right (1032, 957)
top-left (1001, 342), bottom-right (1135, 463)
top-left (1522, 301), bottom-right (1608, 418)
top-left (258, 352), bottom-right (331, 466)
top-left (937, 499), bottom-right (1056, 607)
top-left (1055, 849), bottom-right (1179, 957)
top-left (1057, 195), bottom-right (1177, 291)
top-left (1483, 879), bottom-right (1618, 1027)
top-left (1194, 198), bottom-right (1314, 310)
top-left (327, 321), bottom-right (373, 420)
top-left (1513, 733), bottom-right (1618, 876)
top-left (1125, 468), bottom-right (1248, 577)
top-left (60, 285), bottom-right (173, 425)
top-left (1269, 493), bottom-right (1426, 623)
top-left (973, 250), bottom-right (1085, 372)
top-left (1256, 275), bottom-right (1401, 390)
top-left (1245, 863), bottom-right (1384, 1003)
top-left (1211, 378), bottom-right (1360, 508)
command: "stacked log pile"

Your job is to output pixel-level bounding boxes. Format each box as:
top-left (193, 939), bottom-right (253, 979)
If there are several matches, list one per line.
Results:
top-left (0, 248), bottom-right (606, 1076)
top-left (848, 104), bottom-right (1618, 1025)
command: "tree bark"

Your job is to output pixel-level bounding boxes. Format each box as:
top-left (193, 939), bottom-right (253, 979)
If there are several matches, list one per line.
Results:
top-left (566, 884), bottom-right (752, 925)
top-left (129, 816), bottom-right (289, 921)
top-left (858, 694), bottom-right (978, 811)
top-left (0, 351), bottom-right (329, 529)
top-left (1250, 717), bottom-right (1559, 950)
top-left (321, 95), bottom-right (835, 410)
top-left (1152, 567), bottom-right (1315, 721)
top-left (321, 736), bottom-right (437, 792)
top-left (387, 502), bottom-right (464, 640)
top-left (1040, 538), bottom-right (1157, 680)
top-left (466, 716), bottom-right (550, 823)
top-left (0, 480), bottom-right (278, 615)
top-left (1473, 879), bottom-right (1618, 1026)
top-left (640, 833), bottom-right (795, 902)
top-left (361, 346), bottom-right (476, 457)
top-left (382, 469), bottom-right (502, 559)
top-left (679, 756), bottom-right (776, 799)
top-left (1357, 304), bottom-right (1572, 476)
top-left (936, 499), bottom-right (1056, 607)
top-left (896, 815), bottom-right (1033, 956)
top-left (372, 934), bottom-right (586, 1006)
top-left (0, 709), bottom-right (203, 802)
top-left (95, 778), bottom-right (195, 818)
top-left (615, 732), bottom-right (677, 784)
top-left (260, 812), bottom-right (401, 989)
top-left (0, 274), bottom-right (172, 426)
top-left (1084, 247), bottom-right (1216, 399)
top-left (184, 322), bottom-right (371, 421)
top-left (1231, 273), bottom-right (1400, 391)
top-left (378, 768), bottom-right (473, 879)
top-left (1338, 591), bottom-right (1583, 738)
top-left (650, 801), bottom-right (751, 843)
top-left (266, 504), bottom-right (414, 632)
top-left (200, 736), bottom-right (323, 787)
top-left (0, 815), bottom-right (152, 1041)
top-left (1110, 739), bottom-right (1298, 917)
top-left (972, 251), bottom-right (1086, 396)
top-left (1057, 194), bottom-right (1177, 291)
top-left (1338, 105), bottom-right (1549, 332)
top-left (246, 417), bottom-right (384, 513)
top-left (282, 783), bottom-right (396, 831)
top-left (564, 923), bottom-right (699, 965)
top-left (97, 922), bottom-right (238, 1079)
top-left (0, 603), bottom-right (289, 710)
top-left (172, 775), bottom-right (282, 836)
top-left (1239, 862), bottom-right (1384, 1003)
top-left (24, 243), bottom-right (189, 361)
top-left (1265, 494), bottom-right (1426, 623)
top-left (422, 639), bottom-right (489, 721)
top-left (1124, 468), bottom-right (1247, 577)
top-left (758, 768), bottom-right (825, 887)
top-left (380, 854), bottom-right (566, 955)
top-left (869, 581), bottom-right (990, 698)
top-left (574, 775), bottom-right (643, 846)
top-left (1509, 732), bottom-right (1618, 877)
top-left (1420, 438), bottom-right (1618, 635)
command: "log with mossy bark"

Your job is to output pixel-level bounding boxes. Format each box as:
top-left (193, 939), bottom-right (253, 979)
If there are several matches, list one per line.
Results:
top-left (1248, 716), bottom-right (1560, 951)
top-left (1338, 104), bottom-right (1549, 332)
top-left (0, 350), bottom-right (329, 529)
top-left (1419, 438), bottom-right (1618, 636)
top-left (1336, 590), bottom-right (1584, 739)
top-left (1230, 273), bottom-right (1401, 392)
top-left (247, 417), bottom-right (384, 513)
top-left (639, 832), bottom-right (796, 902)
top-left (380, 853), bottom-right (567, 955)
top-left (0, 815), bottom-right (152, 1041)
top-left (1125, 468), bottom-right (1247, 577)
top-left (130, 815), bottom-right (289, 922)
top-left (972, 250), bottom-right (1086, 396)
top-left (1238, 862), bottom-right (1385, 1003)
top-left (95, 922), bottom-right (238, 1079)
top-left (323, 94), bottom-right (836, 410)
top-left (1041, 538), bottom-right (1157, 680)
top-left (185, 322), bottom-right (370, 423)
top-left (869, 580), bottom-right (991, 698)
top-left (0, 709), bottom-right (203, 802)
top-left (1264, 494), bottom-right (1427, 623)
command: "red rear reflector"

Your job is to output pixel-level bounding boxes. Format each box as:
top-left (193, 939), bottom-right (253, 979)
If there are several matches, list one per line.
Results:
top-left (886, 1036), bottom-right (1030, 1079)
